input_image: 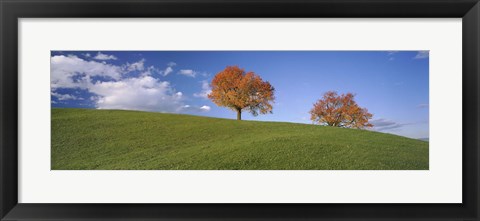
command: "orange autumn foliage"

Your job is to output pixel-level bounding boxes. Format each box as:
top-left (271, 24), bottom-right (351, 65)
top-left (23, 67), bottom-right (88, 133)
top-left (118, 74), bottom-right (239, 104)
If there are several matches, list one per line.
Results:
top-left (208, 66), bottom-right (275, 120)
top-left (310, 91), bottom-right (373, 129)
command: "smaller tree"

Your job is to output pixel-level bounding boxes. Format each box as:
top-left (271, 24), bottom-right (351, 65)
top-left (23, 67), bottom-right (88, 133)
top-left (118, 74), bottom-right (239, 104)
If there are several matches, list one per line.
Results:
top-left (208, 66), bottom-right (275, 120)
top-left (310, 91), bottom-right (373, 129)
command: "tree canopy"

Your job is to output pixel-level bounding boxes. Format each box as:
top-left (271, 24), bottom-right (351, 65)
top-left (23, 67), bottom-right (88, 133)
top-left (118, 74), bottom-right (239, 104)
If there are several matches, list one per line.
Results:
top-left (310, 91), bottom-right (373, 128)
top-left (208, 66), bottom-right (275, 120)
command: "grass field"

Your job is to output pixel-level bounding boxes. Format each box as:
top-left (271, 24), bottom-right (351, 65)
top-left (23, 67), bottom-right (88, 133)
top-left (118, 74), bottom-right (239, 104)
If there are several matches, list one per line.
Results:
top-left (51, 108), bottom-right (429, 170)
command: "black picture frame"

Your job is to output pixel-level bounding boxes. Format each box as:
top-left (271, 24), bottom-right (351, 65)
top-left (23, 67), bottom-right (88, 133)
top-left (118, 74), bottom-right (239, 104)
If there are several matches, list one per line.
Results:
top-left (1, 0), bottom-right (479, 220)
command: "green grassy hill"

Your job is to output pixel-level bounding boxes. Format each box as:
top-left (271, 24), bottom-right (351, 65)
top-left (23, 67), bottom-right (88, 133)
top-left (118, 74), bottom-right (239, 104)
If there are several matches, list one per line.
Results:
top-left (51, 108), bottom-right (429, 170)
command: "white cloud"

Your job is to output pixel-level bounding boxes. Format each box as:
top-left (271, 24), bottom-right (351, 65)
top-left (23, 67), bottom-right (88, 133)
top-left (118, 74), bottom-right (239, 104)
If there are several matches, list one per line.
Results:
top-left (51, 55), bottom-right (124, 89)
top-left (125, 59), bottom-right (145, 72)
top-left (158, 62), bottom-right (176, 76)
top-left (200, 105), bottom-right (211, 111)
top-left (89, 76), bottom-right (185, 112)
top-left (193, 80), bottom-right (212, 99)
top-left (414, 51), bottom-right (429, 59)
top-left (370, 118), bottom-right (426, 132)
top-left (51, 92), bottom-right (79, 101)
top-left (386, 51), bottom-right (398, 61)
top-left (51, 55), bottom-right (208, 113)
top-left (162, 66), bottom-right (174, 76)
top-left (83, 53), bottom-right (91, 58)
top-left (93, 52), bottom-right (117, 60)
top-left (178, 69), bottom-right (196, 77)
top-left (370, 118), bottom-right (405, 131)
top-left (139, 66), bottom-right (157, 77)
top-left (181, 104), bottom-right (211, 112)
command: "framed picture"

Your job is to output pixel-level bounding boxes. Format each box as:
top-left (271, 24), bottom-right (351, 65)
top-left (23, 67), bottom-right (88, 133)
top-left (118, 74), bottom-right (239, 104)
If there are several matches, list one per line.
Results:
top-left (1, 0), bottom-right (479, 220)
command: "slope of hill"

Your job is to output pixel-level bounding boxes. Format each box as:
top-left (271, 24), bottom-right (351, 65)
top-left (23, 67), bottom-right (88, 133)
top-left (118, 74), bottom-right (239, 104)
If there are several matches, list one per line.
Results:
top-left (51, 108), bottom-right (429, 170)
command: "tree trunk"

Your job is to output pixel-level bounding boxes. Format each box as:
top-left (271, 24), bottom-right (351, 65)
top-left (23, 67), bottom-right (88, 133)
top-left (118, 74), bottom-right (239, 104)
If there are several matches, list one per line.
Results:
top-left (236, 108), bottom-right (242, 120)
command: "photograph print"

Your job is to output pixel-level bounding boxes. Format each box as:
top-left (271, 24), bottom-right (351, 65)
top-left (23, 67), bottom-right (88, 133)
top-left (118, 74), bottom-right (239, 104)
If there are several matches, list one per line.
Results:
top-left (51, 51), bottom-right (429, 170)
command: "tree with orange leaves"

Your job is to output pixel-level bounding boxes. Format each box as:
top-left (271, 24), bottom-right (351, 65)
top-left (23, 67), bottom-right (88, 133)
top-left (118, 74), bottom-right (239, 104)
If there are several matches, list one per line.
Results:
top-left (310, 91), bottom-right (373, 129)
top-left (208, 66), bottom-right (275, 120)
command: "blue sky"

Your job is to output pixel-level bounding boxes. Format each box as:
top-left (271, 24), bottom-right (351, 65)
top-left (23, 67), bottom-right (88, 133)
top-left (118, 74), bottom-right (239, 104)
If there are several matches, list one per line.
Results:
top-left (51, 51), bottom-right (429, 139)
